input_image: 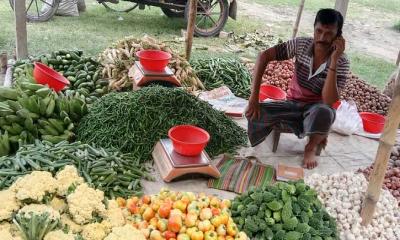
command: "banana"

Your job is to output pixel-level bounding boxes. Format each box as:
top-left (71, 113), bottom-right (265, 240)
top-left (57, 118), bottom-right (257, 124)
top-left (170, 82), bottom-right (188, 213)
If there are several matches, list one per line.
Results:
top-left (45, 98), bottom-right (56, 117)
top-left (6, 100), bottom-right (22, 112)
top-left (28, 96), bottom-right (40, 115)
top-left (48, 119), bottom-right (65, 134)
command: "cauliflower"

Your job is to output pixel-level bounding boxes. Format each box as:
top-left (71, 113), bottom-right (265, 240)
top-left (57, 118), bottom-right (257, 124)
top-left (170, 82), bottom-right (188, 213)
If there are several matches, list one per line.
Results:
top-left (67, 183), bottom-right (106, 225)
top-left (101, 200), bottom-right (125, 228)
top-left (44, 230), bottom-right (76, 240)
top-left (61, 214), bottom-right (83, 234)
top-left (0, 222), bottom-right (22, 240)
top-left (49, 197), bottom-right (67, 213)
top-left (14, 205), bottom-right (60, 240)
top-left (55, 165), bottom-right (84, 196)
top-left (0, 189), bottom-right (21, 221)
top-left (11, 171), bottom-right (58, 202)
top-left (81, 222), bottom-right (110, 240)
top-left (104, 224), bottom-right (146, 240)
top-left (18, 204), bottom-right (60, 220)
top-left (0, 229), bottom-right (14, 240)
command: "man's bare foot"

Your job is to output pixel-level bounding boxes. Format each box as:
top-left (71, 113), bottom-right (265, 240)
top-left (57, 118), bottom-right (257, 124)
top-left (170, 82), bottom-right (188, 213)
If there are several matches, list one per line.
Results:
top-left (302, 148), bottom-right (318, 169)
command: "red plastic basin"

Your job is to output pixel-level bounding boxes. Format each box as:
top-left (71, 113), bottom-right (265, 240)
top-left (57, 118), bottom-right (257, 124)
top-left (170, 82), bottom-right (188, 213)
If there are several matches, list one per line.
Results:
top-left (259, 84), bottom-right (286, 102)
top-left (168, 125), bottom-right (210, 156)
top-left (332, 100), bottom-right (341, 110)
top-left (359, 112), bottom-right (385, 134)
top-left (136, 50), bottom-right (171, 72)
top-left (33, 62), bottom-right (70, 92)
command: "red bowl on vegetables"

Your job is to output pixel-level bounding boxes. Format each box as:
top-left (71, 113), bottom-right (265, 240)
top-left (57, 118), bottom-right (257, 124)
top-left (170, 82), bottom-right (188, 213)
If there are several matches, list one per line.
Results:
top-left (332, 100), bottom-right (341, 110)
top-left (359, 112), bottom-right (385, 134)
top-left (168, 125), bottom-right (210, 156)
top-left (33, 62), bottom-right (69, 92)
top-left (136, 50), bottom-right (171, 72)
top-left (259, 84), bottom-right (286, 102)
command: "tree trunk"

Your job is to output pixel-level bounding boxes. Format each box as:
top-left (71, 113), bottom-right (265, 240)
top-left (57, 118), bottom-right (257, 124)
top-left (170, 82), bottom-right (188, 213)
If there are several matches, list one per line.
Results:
top-left (77, 0), bottom-right (86, 12)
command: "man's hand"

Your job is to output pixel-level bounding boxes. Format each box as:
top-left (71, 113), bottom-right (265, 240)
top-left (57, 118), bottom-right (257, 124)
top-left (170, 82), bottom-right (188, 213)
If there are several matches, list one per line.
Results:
top-left (245, 96), bottom-right (260, 120)
top-left (331, 36), bottom-right (345, 61)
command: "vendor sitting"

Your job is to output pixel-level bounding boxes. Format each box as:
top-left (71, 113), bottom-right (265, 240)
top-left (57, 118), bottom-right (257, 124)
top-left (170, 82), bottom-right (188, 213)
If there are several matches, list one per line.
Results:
top-left (246, 9), bottom-right (350, 169)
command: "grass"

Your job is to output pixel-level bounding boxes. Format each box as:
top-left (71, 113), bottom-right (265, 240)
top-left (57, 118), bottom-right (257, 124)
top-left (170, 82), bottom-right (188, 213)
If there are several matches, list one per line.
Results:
top-left (394, 21), bottom-right (400, 32)
top-left (347, 52), bottom-right (396, 89)
top-left (252, 0), bottom-right (400, 14)
top-left (0, 0), bottom-right (261, 57)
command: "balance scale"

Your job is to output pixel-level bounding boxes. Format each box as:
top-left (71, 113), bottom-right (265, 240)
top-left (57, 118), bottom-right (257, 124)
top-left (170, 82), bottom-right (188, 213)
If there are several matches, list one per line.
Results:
top-left (152, 139), bottom-right (221, 182)
top-left (128, 61), bottom-right (181, 90)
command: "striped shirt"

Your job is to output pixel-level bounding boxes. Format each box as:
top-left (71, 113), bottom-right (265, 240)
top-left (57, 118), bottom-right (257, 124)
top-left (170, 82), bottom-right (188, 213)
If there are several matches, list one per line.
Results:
top-left (275, 37), bottom-right (350, 103)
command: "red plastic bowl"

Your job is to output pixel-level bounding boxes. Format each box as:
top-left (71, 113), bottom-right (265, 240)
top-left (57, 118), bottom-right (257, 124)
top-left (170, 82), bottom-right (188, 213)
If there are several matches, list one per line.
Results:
top-left (332, 100), bottom-right (341, 110)
top-left (259, 84), bottom-right (286, 102)
top-left (168, 125), bottom-right (210, 156)
top-left (359, 112), bottom-right (385, 134)
top-left (136, 50), bottom-right (171, 72)
top-left (33, 62), bottom-right (69, 92)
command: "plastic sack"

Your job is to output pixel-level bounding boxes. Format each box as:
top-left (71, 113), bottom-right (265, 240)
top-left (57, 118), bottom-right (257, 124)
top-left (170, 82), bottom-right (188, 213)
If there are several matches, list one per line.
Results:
top-left (331, 100), bottom-right (363, 136)
top-left (42, 0), bottom-right (79, 17)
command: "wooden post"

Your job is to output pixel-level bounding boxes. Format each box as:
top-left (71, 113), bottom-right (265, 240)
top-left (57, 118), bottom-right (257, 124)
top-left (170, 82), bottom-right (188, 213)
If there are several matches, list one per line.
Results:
top-left (185, 0), bottom-right (197, 61)
top-left (361, 67), bottom-right (400, 225)
top-left (396, 50), bottom-right (400, 66)
top-left (334, 0), bottom-right (349, 20)
top-left (292, 0), bottom-right (305, 39)
top-left (14, 0), bottom-right (28, 59)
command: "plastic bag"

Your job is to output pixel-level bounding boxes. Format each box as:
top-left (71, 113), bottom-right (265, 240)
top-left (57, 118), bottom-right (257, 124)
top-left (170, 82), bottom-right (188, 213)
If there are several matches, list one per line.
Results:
top-left (198, 86), bottom-right (248, 117)
top-left (331, 100), bottom-right (363, 136)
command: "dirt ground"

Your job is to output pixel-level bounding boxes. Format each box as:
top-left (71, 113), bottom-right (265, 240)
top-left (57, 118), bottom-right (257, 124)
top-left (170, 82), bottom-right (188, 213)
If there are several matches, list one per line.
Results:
top-left (239, 1), bottom-right (400, 63)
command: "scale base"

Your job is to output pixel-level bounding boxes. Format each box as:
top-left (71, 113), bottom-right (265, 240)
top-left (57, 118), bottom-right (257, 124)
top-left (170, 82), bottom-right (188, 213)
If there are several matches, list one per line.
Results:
top-left (152, 140), bottom-right (221, 182)
top-left (128, 62), bottom-right (181, 90)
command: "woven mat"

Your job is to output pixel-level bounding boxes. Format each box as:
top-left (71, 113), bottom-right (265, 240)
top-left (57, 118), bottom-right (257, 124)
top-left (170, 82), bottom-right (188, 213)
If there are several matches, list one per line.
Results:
top-left (208, 155), bottom-right (275, 194)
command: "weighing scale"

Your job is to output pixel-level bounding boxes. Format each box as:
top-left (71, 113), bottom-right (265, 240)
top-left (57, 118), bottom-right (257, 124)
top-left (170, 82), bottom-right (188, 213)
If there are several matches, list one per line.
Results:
top-left (152, 139), bottom-right (221, 182)
top-left (128, 61), bottom-right (181, 90)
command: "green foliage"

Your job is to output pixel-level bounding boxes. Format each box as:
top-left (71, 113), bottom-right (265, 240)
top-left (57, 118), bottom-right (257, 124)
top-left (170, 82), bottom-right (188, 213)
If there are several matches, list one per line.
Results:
top-left (245, 204), bottom-right (259, 216)
top-left (296, 223), bottom-right (311, 233)
top-left (281, 201), bottom-right (293, 223)
top-left (267, 200), bottom-right (283, 211)
top-left (285, 231), bottom-right (302, 240)
top-left (283, 217), bottom-right (299, 231)
top-left (231, 181), bottom-right (337, 239)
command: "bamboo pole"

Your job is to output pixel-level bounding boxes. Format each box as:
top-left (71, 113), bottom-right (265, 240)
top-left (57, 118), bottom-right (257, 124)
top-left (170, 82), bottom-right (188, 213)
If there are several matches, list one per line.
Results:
top-left (185, 0), bottom-right (197, 61)
top-left (292, 0), bottom-right (305, 39)
top-left (361, 67), bottom-right (400, 225)
top-left (334, 0), bottom-right (349, 21)
top-left (14, 0), bottom-right (28, 59)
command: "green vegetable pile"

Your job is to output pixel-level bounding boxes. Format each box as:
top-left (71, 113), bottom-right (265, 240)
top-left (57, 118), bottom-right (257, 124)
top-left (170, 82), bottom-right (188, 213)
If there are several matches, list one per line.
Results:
top-left (0, 140), bottom-right (150, 198)
top-left (13, 50), bottom-right (108, 104)
top-left (191, 58), bottom-right (252, 98)
top-left (231, 181), bottom-right (338, 240)
top-left (77, 86), bottom-right (248, 162)
top-left (0, 70), bottom-right (87, 156)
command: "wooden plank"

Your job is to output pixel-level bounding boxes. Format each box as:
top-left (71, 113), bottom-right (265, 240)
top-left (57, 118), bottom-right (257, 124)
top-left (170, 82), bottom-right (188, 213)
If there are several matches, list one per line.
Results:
top-left (14, 0), bottom-right (28, 59)
top-left (361, 67), bottom-right (400, 225)
top-left (185, 0), bottom-right (197, 61)
top-left (292, 0), bottom-right (305, 38)
top-left (334, 0), bottom-right (349, 20)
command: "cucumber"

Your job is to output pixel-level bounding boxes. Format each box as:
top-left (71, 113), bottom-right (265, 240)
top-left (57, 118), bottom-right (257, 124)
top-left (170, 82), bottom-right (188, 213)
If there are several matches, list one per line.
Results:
top-left (48, 59), bottom-right (62, 65)
top-left (40, 56), bottom-right (49, 65)
top-left (0, 87), bottom-right (19, 100)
